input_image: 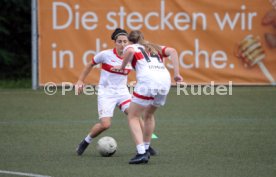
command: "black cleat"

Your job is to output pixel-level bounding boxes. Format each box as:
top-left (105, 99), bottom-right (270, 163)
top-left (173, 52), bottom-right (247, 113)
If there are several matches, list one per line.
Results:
top-left (147, 146), bottom-right (157, 156)
top-left (76, 140), bottom-right (89, 156)
top-left (129, 153), bottom-right (149, 164)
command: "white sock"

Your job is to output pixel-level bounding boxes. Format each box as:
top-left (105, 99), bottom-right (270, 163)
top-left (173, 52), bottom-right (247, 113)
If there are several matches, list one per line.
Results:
top-left (85, 135), bottom-right (93, 144)
top-left (144, 142), bottom-right (150, 150)
top-left (136, 144), bottom-right (146, 154)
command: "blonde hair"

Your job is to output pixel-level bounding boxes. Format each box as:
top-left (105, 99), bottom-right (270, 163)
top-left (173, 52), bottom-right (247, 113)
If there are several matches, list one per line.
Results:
top-left (128, 31), bottom-right (162, 55)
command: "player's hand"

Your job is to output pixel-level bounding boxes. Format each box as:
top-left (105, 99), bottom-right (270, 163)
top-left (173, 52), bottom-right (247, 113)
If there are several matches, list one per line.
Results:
top-left (75, 80), bottom-right (84, 95)
top-left (174, 74), bottom-right (183, 83)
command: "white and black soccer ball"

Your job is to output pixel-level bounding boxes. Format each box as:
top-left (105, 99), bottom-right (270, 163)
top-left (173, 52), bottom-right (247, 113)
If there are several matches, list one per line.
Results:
top-left (97, 136), bottom-right (117, 157)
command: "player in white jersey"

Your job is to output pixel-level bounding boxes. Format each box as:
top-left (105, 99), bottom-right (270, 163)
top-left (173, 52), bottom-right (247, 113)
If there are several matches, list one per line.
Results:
top-left (125, 43), bottom-right (172, 101)
top-left (75, 28), bottom-right (157, 156)
top-left (118, 30), bottom-right (183, 164)
top-left (75, 28), bottom-right (131, 156)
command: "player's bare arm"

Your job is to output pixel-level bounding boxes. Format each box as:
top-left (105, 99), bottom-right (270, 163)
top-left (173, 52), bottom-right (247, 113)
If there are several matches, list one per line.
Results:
top-left (76, 62), bottom-right (97, 94)
top-left (120, 48), bottom-right (135, 69)
top-left (164, 47), bottom-right (183, 82)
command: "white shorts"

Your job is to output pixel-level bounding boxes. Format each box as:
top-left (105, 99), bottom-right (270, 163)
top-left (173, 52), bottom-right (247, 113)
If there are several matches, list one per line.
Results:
top-left (131, 84), bottom-right (170, 107)
top-left (97, 89), bottom-right (131, 119)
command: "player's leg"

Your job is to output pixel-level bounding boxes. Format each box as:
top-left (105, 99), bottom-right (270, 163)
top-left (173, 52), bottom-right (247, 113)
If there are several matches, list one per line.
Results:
top-left (122, 103), bottom-right (146, 134)
top-left (128, 102), bottom-right (150, 164)
top-left (123, 99), bottom-right (157, 156)
top-left (76, 95), bottom-right (116, 156)
top-left (143, 106), bottom-right (156, 142)
top-left (118, 94), bottom-right (147, 134)
top-left (89, 117), bottom-right (112, 138)
top-left (128, 86), bottom-right (157, 164)
top-left (128, 102), bottom-right (145, 147)
top-left (118, 88), bottom-right (155, 136)
top-left (118, 92), bottom-right (148, 136)
top-left (143, 90), bottom-right (169, 156)
top-left (143, 105), bottom-right (158, 156)
top-left (118, 93), bottom-right (145, 133)
top-left (76, 117), bottom-right (112, 156)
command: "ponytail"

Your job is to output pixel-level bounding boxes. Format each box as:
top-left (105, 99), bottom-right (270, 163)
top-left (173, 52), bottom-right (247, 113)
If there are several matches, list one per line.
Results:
top-left (128, 31), bottom-right (162, 55)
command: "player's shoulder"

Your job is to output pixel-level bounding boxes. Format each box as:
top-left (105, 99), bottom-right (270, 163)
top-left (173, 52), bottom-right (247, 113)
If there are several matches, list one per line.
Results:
top-left (94, 49), bottom-right (114, 63)
top-left (125, 44), bottom-right (141, 51)
top-left (131, 44), bottom-right (142, 48)
top-left (97, 49), bottom-right (113, 56)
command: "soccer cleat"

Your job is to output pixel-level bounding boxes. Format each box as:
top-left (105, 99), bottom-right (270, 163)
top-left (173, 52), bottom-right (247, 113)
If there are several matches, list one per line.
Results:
top-left (147, 146), bottom-right (157, 156)
top-left (76, 140), bottom-right (89, 156)
top-left (129, 153), bottom-right (149, 164)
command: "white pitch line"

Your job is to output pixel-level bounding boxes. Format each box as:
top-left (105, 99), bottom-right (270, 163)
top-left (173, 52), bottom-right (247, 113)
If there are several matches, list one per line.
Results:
top-left (0, 170), bottom-right (51, 177)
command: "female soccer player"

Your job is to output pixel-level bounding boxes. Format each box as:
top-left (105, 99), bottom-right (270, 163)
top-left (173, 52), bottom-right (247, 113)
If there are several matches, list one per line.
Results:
top-left (75, 28), bottom-right (157, 156)
top-left (118, 30), bottom-right (183, 164)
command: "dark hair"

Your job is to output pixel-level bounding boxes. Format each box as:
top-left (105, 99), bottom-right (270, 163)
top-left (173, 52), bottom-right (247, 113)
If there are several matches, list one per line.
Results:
top-left (111, 28), bottom-right (128, 41)
top-left (128, 30), bottom-right (162, 55)
top-left (128, 30), bottom-right (144, 44)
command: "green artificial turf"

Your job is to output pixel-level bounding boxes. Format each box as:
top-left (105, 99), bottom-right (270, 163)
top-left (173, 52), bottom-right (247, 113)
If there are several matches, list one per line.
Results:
top-left (0, 87), bottom-right (275, 177)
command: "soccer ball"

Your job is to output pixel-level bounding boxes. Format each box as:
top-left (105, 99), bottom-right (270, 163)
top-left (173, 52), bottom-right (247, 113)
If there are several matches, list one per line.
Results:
top-left (97, 136), bottom-right (117, 157)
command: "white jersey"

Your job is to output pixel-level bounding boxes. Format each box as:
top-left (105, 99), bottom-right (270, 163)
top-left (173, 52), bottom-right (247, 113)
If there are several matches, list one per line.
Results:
top-left (124, 44), bottom-right (171, 90)
top-left (92, 48), bottom-right (132, 118)
top-left (93, 48), bottom-right (132, 91)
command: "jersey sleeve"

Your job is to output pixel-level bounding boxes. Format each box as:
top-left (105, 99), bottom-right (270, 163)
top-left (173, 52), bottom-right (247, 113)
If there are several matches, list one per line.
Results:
top-left (93, 52), bottom-right (105, 64)
top-left (123, 45), bottom-right (135, 54)
top-left (161, 46), bottom-right (169, 57)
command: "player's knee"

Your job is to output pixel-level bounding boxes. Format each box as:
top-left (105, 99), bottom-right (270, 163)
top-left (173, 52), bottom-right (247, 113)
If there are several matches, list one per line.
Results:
top-left (101, 121), bottom-right (111, 130)
top-left (144, 106), bottom-right (157, 120)
top-left (144, 112), bottom-right (154, 120)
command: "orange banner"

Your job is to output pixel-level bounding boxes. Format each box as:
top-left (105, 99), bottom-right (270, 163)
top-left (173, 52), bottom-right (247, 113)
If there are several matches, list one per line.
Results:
top-left (38, 0), bottom-right (276, 85)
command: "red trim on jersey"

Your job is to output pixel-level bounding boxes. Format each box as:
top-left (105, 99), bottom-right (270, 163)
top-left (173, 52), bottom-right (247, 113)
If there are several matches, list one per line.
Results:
top-left (134, 52), bottom-right (144, 60)
top-left (113, 48), bottom-right (123, 59)
top-left (91, 57), bottom-right (97, 64)
top-left (131, 58), bottom-right (137, 69)
top-left (119, 99), bottom-right (131, 110)
top-left (133, 92), bottom-right (154, 100)
top-left (162, 47), bottom-right (169, 57)
top-left (131, 52), bottom-right (144, 69)
top-left (102, 63), bottom-right (130, 75)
